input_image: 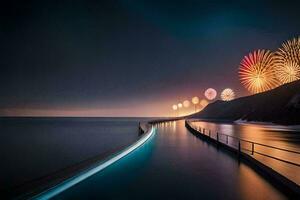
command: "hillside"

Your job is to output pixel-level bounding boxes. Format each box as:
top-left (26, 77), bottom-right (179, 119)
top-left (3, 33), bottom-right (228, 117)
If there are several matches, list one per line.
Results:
top-left (190, 80), bottom-right (300, 125)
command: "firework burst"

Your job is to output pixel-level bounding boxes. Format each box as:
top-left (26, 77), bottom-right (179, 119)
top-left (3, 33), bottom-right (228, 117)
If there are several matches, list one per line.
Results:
top-left (221, 88), bottom-right (235, 101)
top-left (274, 37), bottom-right (300, 84)
top-left (204, 88), bottom-right (217, 100)
top-left (239, 49), bottom-right (279, 94)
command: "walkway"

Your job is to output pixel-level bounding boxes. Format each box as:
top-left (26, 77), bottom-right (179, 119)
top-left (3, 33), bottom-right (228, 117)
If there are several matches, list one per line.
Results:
top-left (53, 120), bottom-right (287, 199)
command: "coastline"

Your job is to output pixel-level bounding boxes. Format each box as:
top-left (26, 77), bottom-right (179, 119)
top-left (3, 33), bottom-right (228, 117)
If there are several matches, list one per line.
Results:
top-left (5, 116), bottom-right (300, 199)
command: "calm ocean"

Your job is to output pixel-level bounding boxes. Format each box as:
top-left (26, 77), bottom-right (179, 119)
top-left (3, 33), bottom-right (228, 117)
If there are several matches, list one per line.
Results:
top-left (0, 117), bottom-right (153, 190)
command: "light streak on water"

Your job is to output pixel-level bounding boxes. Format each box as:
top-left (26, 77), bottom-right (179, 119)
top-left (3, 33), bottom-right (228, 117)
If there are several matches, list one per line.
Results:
top-left (32, 126), bottom-right (156, 200)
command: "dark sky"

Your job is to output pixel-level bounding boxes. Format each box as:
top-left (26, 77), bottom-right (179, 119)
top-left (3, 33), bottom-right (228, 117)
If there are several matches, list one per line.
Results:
top-left (1, 0), bottom-right (300, 116)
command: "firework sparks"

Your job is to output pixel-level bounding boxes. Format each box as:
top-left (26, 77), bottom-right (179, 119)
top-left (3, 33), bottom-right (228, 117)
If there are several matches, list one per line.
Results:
top-left (274, 37), bottom-right (300, 84)
top-left (239, 49), bottom-right (279, 94)
top-left (221, 88), bottom-right (235, 101)
top-left (204, 88), bottom-right (217, 100)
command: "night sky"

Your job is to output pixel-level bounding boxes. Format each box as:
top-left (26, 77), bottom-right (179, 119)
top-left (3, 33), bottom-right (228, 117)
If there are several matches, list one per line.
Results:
top-left (1, 0), bottom-right (300, 117)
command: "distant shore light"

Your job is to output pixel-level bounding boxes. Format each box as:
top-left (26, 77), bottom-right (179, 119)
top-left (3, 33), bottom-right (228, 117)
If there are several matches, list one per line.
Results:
top-left (192, 96), bottom-right (199, 104)
top-left (178, 103), bottom-right (183, 108)
top-left (183, 100), bottom-right (190, 108)
top-left (200, 99), bottom-right (209, 107)
top-left (172, 105), bottom-right (178, 110)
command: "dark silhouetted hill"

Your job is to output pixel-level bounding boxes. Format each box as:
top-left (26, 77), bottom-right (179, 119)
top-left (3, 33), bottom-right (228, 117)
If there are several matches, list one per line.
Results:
top-left (190, 80), bottom-right (300, 125)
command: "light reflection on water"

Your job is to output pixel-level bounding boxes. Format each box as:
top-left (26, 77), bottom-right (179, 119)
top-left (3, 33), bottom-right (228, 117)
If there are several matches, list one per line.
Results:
top-left (191, 120), bottom-right (300, 184)
top-left (55, 120), bottom-right (287, 200)
top-left (191, 121), bottom-right (300, 151)
top-left (0, 117), bottom-right (143, 190)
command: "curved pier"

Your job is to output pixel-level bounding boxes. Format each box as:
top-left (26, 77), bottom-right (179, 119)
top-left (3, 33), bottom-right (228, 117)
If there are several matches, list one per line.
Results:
top-left (31, 124), bottom-right (155, 200)
top-left (53, 120), bottom-right (287, 200)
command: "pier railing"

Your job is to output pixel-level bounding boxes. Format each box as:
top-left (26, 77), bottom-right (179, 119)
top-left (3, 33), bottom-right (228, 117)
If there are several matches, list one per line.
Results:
top-left (187, 121), bottom-right (300, 167)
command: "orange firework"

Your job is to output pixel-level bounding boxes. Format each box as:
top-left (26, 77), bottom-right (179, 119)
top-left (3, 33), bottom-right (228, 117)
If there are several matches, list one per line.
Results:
top-left (239, 49), bottom-right (279, 94)
top-left (221, 88), bottom-right (235, 101)
top-left (274, 37), bottom-right (300, 84)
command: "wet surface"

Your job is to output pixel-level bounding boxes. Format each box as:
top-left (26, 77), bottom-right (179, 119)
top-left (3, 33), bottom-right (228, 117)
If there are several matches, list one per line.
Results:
top-left (191, 120), bottom-right (300, 185)
top-left (55, 120), bottom-right (287, 200)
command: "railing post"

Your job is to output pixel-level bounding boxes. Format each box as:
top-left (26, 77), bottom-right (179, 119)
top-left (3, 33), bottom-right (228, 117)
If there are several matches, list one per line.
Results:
top-left (217, 132), bottom-right (219, 142)
top-left (203, 128), bottom-right (205, 135)
top-left (226, 135), bottom-right (228, 144)
top-left (209, 130), bottom-right (211, 138)
top-left (251, 142), bottom-right (254, 155)
top-left (238, 141), bottom-right (241, 156)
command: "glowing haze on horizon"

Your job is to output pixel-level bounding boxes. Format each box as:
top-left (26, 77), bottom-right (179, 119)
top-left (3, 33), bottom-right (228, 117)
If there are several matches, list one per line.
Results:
top-left (1, 1), bottom-right (300, 117)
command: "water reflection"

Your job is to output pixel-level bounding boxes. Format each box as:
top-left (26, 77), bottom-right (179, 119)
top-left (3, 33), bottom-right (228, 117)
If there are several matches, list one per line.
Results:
top-left (192, 121), bottom-right (300, 151)
top-left (191, 120), bottom-right (300, 184)
top-left (56, 120), bottom-right (287, 200)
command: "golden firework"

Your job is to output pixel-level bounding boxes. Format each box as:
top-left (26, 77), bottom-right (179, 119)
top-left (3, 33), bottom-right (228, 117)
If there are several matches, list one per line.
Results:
top-left (239, 49), bottom-right (279, 94)
top-left (221, 88), bottom-right (235, 101)
top-left (274, 37), bottom-right (300, 84)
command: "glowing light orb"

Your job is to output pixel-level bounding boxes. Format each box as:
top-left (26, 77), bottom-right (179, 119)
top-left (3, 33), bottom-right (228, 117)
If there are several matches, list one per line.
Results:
top-left (192, 96), bottom-right (199, 104)
top-left (183, 100), bottom-right (190, 108)
top-left (274, 37), bottom-right (300, 84)
top-left (221, 88), bottom-right (235, 101)
top-left (200, 99), bottom-right (208, 107)
top-left (178, 103), bottom-right (183, 108)
top-left (172, 105), bottom-right (178, 110)
top-left (239, 49), bottom-right (280, 94)
top-left (204, 88), bottom-right (217, 100)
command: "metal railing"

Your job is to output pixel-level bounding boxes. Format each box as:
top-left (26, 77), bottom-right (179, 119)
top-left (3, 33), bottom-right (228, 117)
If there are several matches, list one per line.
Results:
top-left (188, 121), bottom-right (300, 167)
